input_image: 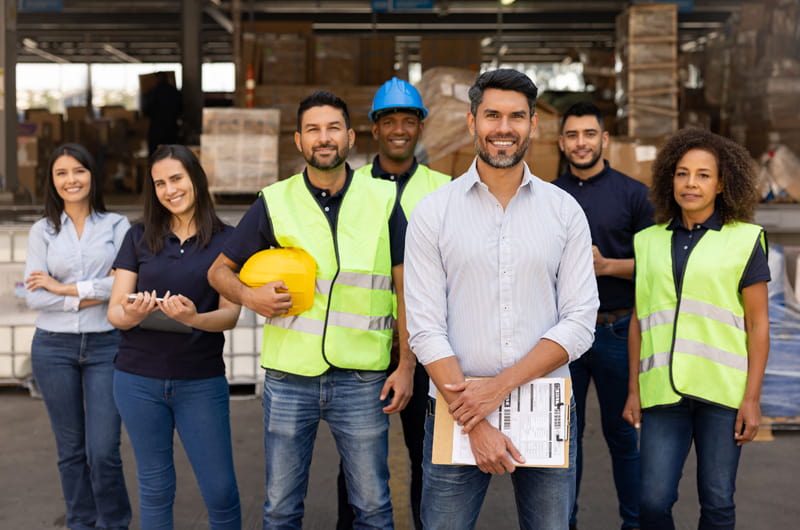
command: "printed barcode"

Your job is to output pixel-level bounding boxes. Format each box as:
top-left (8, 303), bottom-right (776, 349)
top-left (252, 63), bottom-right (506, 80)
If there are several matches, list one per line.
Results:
top-left (503, 410), bottom-right (511, 430)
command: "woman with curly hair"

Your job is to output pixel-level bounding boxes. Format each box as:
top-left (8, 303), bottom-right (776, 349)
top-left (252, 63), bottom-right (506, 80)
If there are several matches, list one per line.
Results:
top-left (622, 128), bottom-right (770, 530)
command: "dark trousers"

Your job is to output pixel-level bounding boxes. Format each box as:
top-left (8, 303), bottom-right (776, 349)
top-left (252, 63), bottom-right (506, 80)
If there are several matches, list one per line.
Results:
top-left (337, 361), bottom-right (429, 530)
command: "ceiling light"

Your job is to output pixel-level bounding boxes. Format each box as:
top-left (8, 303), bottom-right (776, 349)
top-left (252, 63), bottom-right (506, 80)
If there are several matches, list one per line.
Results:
top-left (500, 0), bottom-right (517, 5)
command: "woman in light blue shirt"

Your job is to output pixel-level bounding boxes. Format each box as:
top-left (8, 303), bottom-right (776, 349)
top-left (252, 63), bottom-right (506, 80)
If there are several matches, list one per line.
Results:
top-left (25, 143), bottom-right (132, 530)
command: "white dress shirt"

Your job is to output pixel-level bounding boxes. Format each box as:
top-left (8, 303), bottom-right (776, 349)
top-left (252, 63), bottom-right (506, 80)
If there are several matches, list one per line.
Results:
top-left (405, 159), bottom-right (599, 397)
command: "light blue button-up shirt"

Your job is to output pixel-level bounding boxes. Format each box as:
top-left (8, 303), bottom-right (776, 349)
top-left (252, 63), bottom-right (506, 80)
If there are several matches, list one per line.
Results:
top-left (405, 159), bottom-right (599, 397)
top-left (25, 211), bottom-right (131, 333)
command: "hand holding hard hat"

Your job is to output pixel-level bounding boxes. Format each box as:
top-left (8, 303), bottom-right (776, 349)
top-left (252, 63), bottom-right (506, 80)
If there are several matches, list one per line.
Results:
top-left (239, 247), bottom-right (317, 317)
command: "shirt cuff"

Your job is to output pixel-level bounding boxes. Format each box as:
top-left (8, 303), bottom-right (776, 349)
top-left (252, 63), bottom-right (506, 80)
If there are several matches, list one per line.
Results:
top-left (76, 280), bottom-right (95, 300)
top-left (63, 296), bottom-right (81, 312)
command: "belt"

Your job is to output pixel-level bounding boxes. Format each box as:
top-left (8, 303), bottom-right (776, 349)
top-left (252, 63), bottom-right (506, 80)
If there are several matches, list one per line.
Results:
top-left (596, 308), bottom-right (633, 325)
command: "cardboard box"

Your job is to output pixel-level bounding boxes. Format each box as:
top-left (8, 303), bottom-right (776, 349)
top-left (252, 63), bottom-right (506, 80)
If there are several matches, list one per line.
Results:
top-left (420, 38), bottom-right (482, 72)
top-left (606, 136), bottom-right (660, 186)
top-left (310, 36), bottom-right (360, 86)
top-left (23, 109), bottom-right (63, 142)
top-left (16, 136), bottom-right (38, 166)
top-left (259, 34), bottom-right (309, 85)
top-left (16, 165), bottom-right (39, 197)
top-left (201, 108), bottom-right (281, 193)
top-left (359, 37), bottom-right (395, 85)
top-left (100, 105), bottom-right (139, 123)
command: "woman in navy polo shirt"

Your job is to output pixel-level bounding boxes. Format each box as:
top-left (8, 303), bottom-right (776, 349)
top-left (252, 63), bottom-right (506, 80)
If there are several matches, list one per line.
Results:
top-left (623, 128), bottom-right (770, 530)
top-left (25, 143), bottom-right (132, 530)
top-left (107, 145), bottom-right (241, 529)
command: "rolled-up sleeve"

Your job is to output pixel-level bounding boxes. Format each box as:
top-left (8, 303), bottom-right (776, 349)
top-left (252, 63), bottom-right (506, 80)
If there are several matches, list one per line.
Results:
top-left (404, 196), bottom-right (456, 366)
top-left (541, 198), bottom-right (599, 361)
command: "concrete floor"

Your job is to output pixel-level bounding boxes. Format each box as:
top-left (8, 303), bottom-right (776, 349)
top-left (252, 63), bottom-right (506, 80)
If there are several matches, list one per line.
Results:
top-left (1, 382), bottom-right (798, 530)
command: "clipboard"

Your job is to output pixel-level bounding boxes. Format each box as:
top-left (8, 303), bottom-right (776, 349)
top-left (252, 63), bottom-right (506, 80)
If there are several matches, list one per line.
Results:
top-left (138, 310), bottom-right (194, 334)
top-left (432, 377), bottom-right (571, 468)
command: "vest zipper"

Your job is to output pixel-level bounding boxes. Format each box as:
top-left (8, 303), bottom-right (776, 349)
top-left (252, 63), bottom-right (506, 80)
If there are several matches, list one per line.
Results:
top-left (319, 193), bottom-right (342, 370)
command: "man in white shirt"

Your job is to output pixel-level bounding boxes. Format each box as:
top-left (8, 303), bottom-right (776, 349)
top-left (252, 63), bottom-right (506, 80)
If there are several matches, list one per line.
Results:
top-left (404, 68), bottom-right (599, 529)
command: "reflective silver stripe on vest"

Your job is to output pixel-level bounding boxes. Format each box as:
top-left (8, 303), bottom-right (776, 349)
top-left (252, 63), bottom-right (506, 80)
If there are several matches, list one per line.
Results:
top-left (336, 271), bottom-right (392, 291)
top-left (640, 351), bottom-right (671, 373)
top-left (673, 338), bottom-right (748, 372)
top-left (316, 279), bottom-right (333, 295)
top-left (328, 311), bottom-right (394, 331)
top-left (265, 315), bottom-right (325, 336)
top-left (639, 310), bottom-right (673, 332)
top-left (680, 299), bottom-right (746, 331)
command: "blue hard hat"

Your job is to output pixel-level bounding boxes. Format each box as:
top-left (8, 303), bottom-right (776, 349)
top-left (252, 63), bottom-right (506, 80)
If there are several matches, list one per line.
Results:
top-left (369, 77), bottom-right (428, 122)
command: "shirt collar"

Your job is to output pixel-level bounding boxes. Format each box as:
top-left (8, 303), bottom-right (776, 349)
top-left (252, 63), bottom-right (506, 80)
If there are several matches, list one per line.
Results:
top-left (60, 210), bottom-right (98, 225)
top-left (369, 155), bottom-right (418, 183)
top-left (303, 164), bottom-right (354, 199)
top-left (563, 159), bottom-right (610, 183)
top-left (463, 157), bottom-right (535, 193)
top-left (667, 210), bottom-right (722, 232)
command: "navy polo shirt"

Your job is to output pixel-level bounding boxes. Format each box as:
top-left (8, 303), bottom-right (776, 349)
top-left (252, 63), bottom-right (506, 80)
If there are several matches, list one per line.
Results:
top-left (113, 223), bottom-right (234, 380)
top-left (553, 160), bottom-right (654, 312)
top-left (221, 165), bottom-right (407, 268)
top-left (668, 211), bottom-right (770, 292)
top-left (369, 155), bottom-right (419, 197)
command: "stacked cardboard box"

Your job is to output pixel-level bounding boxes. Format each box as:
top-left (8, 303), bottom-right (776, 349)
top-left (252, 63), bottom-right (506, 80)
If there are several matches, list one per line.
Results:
top-left (726, 0), bottom-right (800, 157)
top-left (615, 3), bottom-right (678, 139)
top-left (201, 108), bottom-right (280, 193)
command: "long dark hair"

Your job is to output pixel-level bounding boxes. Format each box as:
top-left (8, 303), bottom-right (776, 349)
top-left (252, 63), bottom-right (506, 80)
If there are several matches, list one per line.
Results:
top-left (43, 143), bottom-right (107, 233)
top-left (140, 144), bottom-right (224, 254)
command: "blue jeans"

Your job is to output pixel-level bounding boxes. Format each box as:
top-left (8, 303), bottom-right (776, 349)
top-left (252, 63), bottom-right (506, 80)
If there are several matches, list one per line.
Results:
top-left (262, 368), bottom-right (393, 530)
top-left (639, 399), bottom-right (742, 530)
top-left (421, 397), bottom-right (577, 530)
top-left (31, 329), bottom-right (131, 530)
top-left (570, 315), bottom-right (640, 529)
top-left (113, 370), bottom-right (241, 530)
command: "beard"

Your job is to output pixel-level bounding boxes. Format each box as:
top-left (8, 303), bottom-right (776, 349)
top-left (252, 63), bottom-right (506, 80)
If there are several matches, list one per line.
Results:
top-left (307, 143), bottom-right (348, 170)
top-left (474, 133), bottom-right (530, 169)
top-left (566, 146), bottom-right (603, 171)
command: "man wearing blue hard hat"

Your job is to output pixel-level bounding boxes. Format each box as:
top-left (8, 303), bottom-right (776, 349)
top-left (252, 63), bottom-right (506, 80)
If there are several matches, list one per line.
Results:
top-left (336, 77), bottom-right (450, 530)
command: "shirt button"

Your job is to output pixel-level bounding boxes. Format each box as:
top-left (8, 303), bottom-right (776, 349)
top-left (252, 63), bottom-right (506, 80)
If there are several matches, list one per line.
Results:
top-left (683, 245), bottom-right (688, 250)
top-left (502, 270), bottom-right (507, 275)
top-left (390, 175), bottom-right (396, 181)
top-left (324, 206), bottom-right (330, 212)
top-left (321, 192), bottom-right (327, 197)
top-left (180, 249), bottom-right (184, 254)
top-left (578, 181), bottom-right (583, 187)
top-left (503, 305), bottom-right (509, 311)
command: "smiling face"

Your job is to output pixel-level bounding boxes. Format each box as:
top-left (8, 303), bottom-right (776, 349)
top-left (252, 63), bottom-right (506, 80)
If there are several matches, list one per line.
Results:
top-left (295, 104), bottom-right (354, 171)
top-left (151, 157), bottom-right (196, 219)
top-left (51, 155), bottom-right (92, 206)
top-left (468, 88), bottom-right (536, 170)
top-left (673, 148), bottom-right (722, 223)
top-left (559, 114), bottom-right (608, 175)
top-left (373, 110), bottom-right (423, 162)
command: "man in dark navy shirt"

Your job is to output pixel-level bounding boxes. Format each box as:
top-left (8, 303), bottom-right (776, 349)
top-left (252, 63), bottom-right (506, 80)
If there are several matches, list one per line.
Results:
top-left (208, 91), bottom-right (411, 529)
top-left (553, 102), bottom-right (654, 530)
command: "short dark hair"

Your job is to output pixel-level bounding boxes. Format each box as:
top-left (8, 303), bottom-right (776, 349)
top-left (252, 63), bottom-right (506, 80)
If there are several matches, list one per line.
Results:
top-left (43, 143), bottom-right (107, 234)
top-left (650, 128), bottom-right (760, 225)
top-left (140, 144), bottom-right (225, 254)
top-left (468, 69), bottom-right (538, 116)
top-left (297, 91), bottom-right (351, 131)
top-left (561, 101), bottom-right (604, 132)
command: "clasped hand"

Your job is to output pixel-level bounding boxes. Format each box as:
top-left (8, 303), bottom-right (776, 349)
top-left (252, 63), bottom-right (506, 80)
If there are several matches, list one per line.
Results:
top-left (445, 378), bottom-right (505, 434)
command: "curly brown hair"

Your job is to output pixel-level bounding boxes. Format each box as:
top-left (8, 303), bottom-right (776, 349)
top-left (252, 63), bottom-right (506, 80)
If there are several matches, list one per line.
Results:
top-left (650, 128), bottom-right (759, 225)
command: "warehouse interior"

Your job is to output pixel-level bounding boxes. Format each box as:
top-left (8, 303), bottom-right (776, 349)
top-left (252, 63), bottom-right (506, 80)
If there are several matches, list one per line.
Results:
top-left (7, 0), bottom-right (795, 206)
top-left (1, 4), bottom-right (799, 528)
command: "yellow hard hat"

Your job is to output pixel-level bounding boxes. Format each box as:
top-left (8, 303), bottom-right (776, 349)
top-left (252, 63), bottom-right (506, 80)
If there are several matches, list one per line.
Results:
top-left (239, 247), bottom-right (316, 316)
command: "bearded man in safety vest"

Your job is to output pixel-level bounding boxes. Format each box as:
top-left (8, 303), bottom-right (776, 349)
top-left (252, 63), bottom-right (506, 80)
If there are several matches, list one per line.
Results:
top-left (208, 90), bottom-right (413, 529)
top-left (335, 77), bottom-right (450, 530)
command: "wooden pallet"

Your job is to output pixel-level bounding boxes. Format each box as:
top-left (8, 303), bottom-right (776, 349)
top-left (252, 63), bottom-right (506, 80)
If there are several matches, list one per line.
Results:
top-left (755, 415), bottom-right (800, 441)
